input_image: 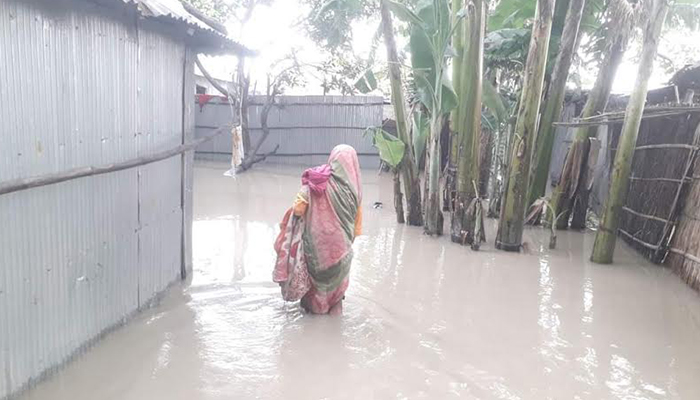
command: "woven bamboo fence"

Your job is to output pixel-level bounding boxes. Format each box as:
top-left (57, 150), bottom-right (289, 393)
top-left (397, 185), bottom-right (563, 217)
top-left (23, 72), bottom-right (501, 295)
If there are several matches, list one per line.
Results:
top-left (604, 111), bottom-right (700, 263)
top-left (610, 112), bottom-right (700, 261)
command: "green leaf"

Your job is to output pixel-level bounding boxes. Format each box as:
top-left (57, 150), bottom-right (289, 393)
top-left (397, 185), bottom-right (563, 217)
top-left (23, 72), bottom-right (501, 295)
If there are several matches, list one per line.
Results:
top-left (408, 0), bottom-right (457, 114)
top-left (441, 74), bottom-right (458, 114)
top-left (353, 69), bottom-right (378, 93)
top-left (412, 110), bottom-right (429, 162)
top-left (482, 79), bottom-right (506, 123)
top-left (488, 0), bottom-right (536, 30)
top-left (365, 127), bottom-right (406, 167)
top-left (313, 0), bottom-right (342, 21)
top-left (385, 0), bottom-right (425, 25)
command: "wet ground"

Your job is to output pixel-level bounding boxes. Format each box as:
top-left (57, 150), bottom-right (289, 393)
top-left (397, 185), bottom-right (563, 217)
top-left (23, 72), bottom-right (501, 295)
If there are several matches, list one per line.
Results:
top-left (19, 162), bottom-right (700, 399)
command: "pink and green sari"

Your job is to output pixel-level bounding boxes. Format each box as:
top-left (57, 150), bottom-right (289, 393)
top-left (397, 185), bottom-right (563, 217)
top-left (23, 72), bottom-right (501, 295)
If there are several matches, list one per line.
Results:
top-left (273, 145), bottom-right (362, 314)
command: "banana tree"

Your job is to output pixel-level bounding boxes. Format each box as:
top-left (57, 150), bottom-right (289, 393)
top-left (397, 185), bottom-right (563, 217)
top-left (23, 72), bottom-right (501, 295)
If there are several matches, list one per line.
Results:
top-left (380, 0), bottom-right (425, 226)
top-left (451, 0), bottom-right (486, 245)
top-left (528, 0), bottom-right (587, 208)
top-left (387, 0), bottom-right (461, 236)
top-left (495, 0), bottom-right (556, 252)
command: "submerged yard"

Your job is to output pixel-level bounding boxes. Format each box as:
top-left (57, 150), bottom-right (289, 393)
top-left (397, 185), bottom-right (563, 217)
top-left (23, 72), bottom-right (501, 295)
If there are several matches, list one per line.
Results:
top-left (19, 161), bottom-right (700, 399)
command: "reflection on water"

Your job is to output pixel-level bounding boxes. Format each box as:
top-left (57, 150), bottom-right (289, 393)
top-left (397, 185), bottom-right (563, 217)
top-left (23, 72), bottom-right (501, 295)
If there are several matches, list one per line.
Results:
top-left (18, 162), bottom-right (700, 400)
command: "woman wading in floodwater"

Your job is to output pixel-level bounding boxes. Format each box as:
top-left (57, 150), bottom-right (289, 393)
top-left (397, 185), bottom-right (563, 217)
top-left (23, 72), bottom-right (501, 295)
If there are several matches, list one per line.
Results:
top-left (273, 145), bottom-right (362, 315)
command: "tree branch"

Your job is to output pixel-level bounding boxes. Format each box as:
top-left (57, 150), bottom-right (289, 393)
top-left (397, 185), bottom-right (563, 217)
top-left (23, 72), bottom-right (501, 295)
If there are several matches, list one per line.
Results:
top-left (195, 55), bottom-right (234, 99)
top-left (180, 1), bottom-right (228, 35)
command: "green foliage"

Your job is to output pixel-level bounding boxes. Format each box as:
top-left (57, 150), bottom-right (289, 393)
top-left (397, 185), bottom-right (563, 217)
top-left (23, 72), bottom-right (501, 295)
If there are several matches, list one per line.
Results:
top-left (353, 69), bottom-right (379, 93)
top-left (488, 0), bottom-right (537, 30)
top-left (482, 79), bottom-right (507, 123)
top-left (391, 0), bottom-right (458, 115)
top-left (317, 52), bottom-right (373, 95)
top-left (484, 28), bottom-right (530, 70)
top-left (182, 0), bottom-right (234, 22)
top-left (412, 110), bottom-right (429, 163)
top-left (182, 0), bottom-right (274, 23)
top-left (303, 0), bottom-right (378, 51)
top-left (364, 127), bottom-right (406, 168)
top-left (385, 0), bottom-right (424, 24)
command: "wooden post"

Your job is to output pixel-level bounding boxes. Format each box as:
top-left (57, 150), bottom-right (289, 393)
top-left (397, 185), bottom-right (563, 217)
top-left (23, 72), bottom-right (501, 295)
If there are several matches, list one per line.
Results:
top-left (181, 48), bottom-right (195, 280)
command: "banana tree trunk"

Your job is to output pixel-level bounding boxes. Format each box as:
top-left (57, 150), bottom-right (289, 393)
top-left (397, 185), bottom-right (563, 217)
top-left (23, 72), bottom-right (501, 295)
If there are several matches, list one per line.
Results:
top-left (549, 32), bottom-right (627, 229)
top-left (591, 0), bottom-right (669, 264)
top-left (451, 0), bottom-right (485, 245)
top-left (479, 127), bottom-right (493, 196)
top-left (380, 0), bottom-right (423, 226)
top-left (425, 115), bottom-right (444, 235)
top-left (446, 0), bottom-right (465, 212)
top-left (449, 0), bottom-right (465, 155)
top-left (528, 0), bottom-right (586, 207)
top-left (495, 0), bottom-right (556, 251)
top-left (488, 119), bottom-right (512, 217)
top-left (393, 169), bottom-right (405, 224)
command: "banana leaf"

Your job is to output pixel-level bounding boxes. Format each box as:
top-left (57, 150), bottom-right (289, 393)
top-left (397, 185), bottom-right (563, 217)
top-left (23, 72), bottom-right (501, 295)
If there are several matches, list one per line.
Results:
top-left (364, 127), bottom-right (406, 168)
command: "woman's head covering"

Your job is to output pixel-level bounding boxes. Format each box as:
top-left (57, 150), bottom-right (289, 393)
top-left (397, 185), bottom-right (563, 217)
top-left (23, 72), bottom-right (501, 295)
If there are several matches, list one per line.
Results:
top-left (328, 144), bottom-right (362, 200)
top-left (301, 164), bottom-right (332, 193)
top-left (300, 144), bottom-right (362, 200)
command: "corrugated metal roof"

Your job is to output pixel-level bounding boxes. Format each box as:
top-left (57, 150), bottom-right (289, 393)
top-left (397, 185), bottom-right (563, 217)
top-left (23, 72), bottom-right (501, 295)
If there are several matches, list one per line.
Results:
top-left (121, 0), bottom-right (254, 55)
top-left (133, 0), bottom-right (213, 33)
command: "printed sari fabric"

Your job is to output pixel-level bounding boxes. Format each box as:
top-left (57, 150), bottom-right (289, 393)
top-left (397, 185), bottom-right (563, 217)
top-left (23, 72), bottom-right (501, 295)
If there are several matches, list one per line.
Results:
top-left (273, 145), bottom-right (362, 314)
top-left (273, 208), bottom-right (311, 301)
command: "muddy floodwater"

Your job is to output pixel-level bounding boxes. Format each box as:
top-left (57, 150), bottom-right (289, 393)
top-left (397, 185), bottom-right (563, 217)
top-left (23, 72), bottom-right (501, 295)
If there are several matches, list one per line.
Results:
top-left (19, 162), bottom-right (700, 399)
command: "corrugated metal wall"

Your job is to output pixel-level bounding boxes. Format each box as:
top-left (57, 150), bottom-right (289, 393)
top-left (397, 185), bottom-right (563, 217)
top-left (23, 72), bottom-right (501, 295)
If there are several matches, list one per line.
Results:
top-left (548, 103), bottom-right (578, 186)
top-left (547, 103), bottom-right (609, 215)
top-left (0, 1), bottom-right (189, 398)
top-left (194, 95), bottom-right (384, 168)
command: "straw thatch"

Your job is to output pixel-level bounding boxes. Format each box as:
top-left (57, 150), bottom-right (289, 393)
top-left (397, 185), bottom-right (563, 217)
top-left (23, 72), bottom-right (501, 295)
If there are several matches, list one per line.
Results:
top-left (667, 171), bottom-right (700, 290)
top-left (667, 121), bottom-right (700, 290)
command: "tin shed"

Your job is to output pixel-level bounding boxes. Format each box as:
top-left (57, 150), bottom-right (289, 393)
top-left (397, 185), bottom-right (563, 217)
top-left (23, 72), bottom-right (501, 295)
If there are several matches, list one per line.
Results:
top-left (0, 0), bottom-right (249, 397)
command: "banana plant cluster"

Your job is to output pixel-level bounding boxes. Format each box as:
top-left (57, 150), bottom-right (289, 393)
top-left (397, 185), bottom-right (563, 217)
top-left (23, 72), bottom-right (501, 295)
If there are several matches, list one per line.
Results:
top-left (387, 0), bottom-right (463, 235)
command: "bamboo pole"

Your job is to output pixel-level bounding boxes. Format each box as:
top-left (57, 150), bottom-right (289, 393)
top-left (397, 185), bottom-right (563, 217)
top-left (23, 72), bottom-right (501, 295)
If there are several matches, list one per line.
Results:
top-left (495, 0), bottom-right (556, 251)
top-left (0, 126), bottom-right (230, 196)
top-left (553, 107), bottom-right (700, 127)
top-left (618, 229), bottom-right (660, 250)
top-left (629, 176), bottom-right (688, 183)
top-left (622, 206), bottom-right (672, 223)
top-left (528, 0), bottom-right (586, 207)
top-left (380, 0), bottom-right (423, 226)
top-left (669, 247), bottom-right (700, 265)
top-left (591, 0), bottom-right (670, 264)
